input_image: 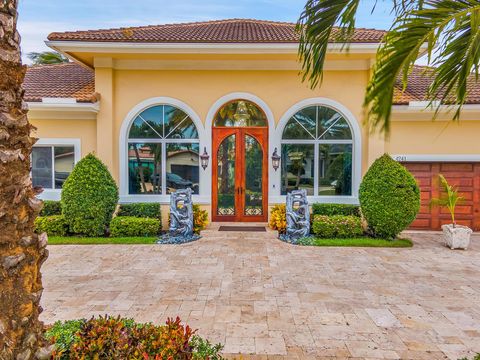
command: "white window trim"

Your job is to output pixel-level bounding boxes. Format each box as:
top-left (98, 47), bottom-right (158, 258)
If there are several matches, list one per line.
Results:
top-left (273, 98), bottom-right (362, 205)
top-left (34, 138), bottom-right (81, 201)
top-left (119, 97), bottom-right (207, 204)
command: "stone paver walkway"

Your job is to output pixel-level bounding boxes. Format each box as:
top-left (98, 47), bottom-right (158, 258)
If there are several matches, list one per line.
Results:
top-left (41, 225), bottom-right (480, 359)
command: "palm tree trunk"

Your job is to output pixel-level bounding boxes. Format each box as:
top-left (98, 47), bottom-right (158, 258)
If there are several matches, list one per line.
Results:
top-left (0, 1), bottom-right (51, 358)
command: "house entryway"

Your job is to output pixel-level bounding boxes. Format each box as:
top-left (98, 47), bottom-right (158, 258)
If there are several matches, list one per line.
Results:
top-left (211, 99), bottom-right (268, 222)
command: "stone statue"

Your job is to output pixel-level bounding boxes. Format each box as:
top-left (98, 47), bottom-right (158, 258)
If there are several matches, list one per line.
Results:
top-left (157, 188), bottom-right (200, 244)
top-left (169, 188), bottom-right (194, 238)
top-left (281, 189), bottom-right (310, 242)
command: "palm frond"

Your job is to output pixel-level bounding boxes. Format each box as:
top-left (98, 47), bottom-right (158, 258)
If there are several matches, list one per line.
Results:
top-left (27, 51), bottom-right (69, 65)
top-left (297, 0), bottom-right (480, 135)
top-left (430, 174), bottom-right (464, 225)
top-left (365, 0), bottom-right (480, 134)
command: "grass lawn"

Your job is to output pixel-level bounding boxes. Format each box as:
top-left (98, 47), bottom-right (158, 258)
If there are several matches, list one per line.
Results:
top-left (299, 237), bottom-right (413, 248)
top-left (48, 236), bottom-right (158, 245)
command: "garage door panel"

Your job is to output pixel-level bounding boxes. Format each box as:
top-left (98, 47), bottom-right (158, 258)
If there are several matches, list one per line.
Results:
top-left (440, 163), bottom-right (474, 172)
top-left (402, 162), bottom-right (480, 231)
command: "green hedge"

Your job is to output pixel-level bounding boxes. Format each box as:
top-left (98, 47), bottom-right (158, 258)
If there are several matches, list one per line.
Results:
top-left (34, 215), bottom-right (69, 236)
top-left (312, 215), bottom-right (363, 238)
top-left (61, 154), bottom-right (119, 237)
top-left (117, 203), bottom-right (161, 218)
top-left (359, 154), bottom-right (420, 239)
top-left (110, 216), bottom-right (160, 237)
top-left (40, 200), bottom-right (62, 216)
top-left (312, 203), bottom-right (360, 217)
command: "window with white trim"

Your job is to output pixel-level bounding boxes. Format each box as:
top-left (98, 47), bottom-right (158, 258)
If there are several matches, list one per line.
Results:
top-left (127, 104), bottom-right (200, 195)
top-left (32, 145), bottom-right (75, 189)
top-left (281, 105), bottom-right (353, 196)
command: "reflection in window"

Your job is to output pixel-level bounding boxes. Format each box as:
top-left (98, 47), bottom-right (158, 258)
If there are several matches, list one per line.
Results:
top-left (128, 143), bottom-right (162, 194)
top-left (166, 143), bottom-right (199, 194)
top-left (32, 146), bottom-right (75, 189)
top-left (281, 144), bottom-right (315, 196)
top-left (214, 100), bottom-right (267, 127)
top-left (281, 105), bottom-right (354, 196)
top-left (319, 144), bottom-right (352, 196)
top-left (127, 104), bottom-right (200, 195)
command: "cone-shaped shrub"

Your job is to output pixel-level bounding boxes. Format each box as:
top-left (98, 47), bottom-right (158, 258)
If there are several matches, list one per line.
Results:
top-left (359, 154), bottom-right (420, 239)
top-left (61, 153), bottom-right (119, 236)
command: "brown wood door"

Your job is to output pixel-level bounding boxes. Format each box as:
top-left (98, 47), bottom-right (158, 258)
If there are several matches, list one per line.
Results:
top-left (212, 127), bottom-right (268, 222)
top-left (403, 162), bottom-right (480, 231)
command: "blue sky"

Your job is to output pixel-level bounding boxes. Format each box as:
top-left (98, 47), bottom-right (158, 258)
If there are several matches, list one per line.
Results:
top-left (18, 0), bottom-right (394, 63)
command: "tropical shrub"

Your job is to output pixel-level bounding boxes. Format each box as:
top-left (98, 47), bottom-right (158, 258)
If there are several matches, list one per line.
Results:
top-left (34, 215), bottom-right (69, 236)
top-left (45, 319), bottom-right (84, 360)
top-left (110, 216), bottom-right (160, 237)
top-left (312, 203), bottom-right (360, 217)
top-left (269, 204), bottom-right (287, 234)
top-left (193, 204), bottom-right (209, 234)
top-left (312, 215), bottom-right (363, 238)
top-left (47, 316), bottom-right (224, 360)
top-left (359, 154), bottom-right (420, 239)
top-left (40, 200), bottom-right (62, 216)
top-left (117, 202), bottom-right (161, 218)
top-left (61, 153), bottom-right (119, 237)
top-left (430, 174), bottom-right (464, 227)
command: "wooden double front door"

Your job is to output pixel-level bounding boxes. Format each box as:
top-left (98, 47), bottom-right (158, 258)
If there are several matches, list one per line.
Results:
top-left (212, 127), bottom-right (268, 222)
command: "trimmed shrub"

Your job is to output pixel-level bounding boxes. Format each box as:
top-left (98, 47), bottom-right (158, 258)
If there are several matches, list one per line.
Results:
top-left (117, 202), bottom-right (161, 218)
top-left (110, 216), bottom-right (160, 237)
top-left (312, 203), bottom-right (360, 217)
top-left (312, 215), bottom-right (363, 238)
top-left (61, 154), bottom-right (119, 237)
top-left (359, 154), bottom-right (420, 239)
top-left (193, 204), bottom-right (209, 234)
top-left (34, 215), bottom-right (69, 236)
top-left (40, 200), bottom-right (62, 216)
top-left (46, 316), bottom-right (224, 360)
top-left (269, 204), bottom-right (287, 234)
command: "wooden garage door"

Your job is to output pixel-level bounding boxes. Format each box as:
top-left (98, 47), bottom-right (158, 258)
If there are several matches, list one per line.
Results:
top-left (402, 162), bottom-right (480, 231)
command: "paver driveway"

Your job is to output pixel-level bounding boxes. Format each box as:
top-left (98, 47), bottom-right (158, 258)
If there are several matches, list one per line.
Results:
top-left (41, 226), bottom-right (480, 359)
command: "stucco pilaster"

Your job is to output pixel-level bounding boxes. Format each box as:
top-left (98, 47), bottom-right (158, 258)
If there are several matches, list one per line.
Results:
top-left (94, 58), bottom-right (115, 178)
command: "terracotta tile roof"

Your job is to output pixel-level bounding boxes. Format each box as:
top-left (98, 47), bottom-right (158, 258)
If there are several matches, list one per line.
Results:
top-left (47, 19), bottom-right (386, 43)
top-left (393, 65), bottom-right (480, 105)
top-left (24, 62), bottom-right (95, 103)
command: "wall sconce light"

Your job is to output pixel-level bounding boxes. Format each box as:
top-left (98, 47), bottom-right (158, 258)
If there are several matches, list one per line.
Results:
top-left (200, 147), bottom-right (210, 170)
top-left (271, 147), bottom-right (281, 171)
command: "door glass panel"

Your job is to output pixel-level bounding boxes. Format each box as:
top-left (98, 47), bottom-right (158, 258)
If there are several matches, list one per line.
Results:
top-left (244, 135), bottom-right (263, 216)
top-left (217, 134), bottom-right (236, 216)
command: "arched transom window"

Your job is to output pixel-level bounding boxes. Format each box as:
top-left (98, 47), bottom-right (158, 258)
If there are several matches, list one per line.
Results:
top-left (281, 105), bottom-right (353, 196)
top-left (127, 105), bottom-right (200, 195)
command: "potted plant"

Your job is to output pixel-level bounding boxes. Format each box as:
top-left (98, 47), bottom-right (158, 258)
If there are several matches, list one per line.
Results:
top-left (431, 174), bottom-right (472, 250)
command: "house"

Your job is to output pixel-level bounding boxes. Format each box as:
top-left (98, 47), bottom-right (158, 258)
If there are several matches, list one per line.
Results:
top-left (25, 19), bottom-right (480, 230)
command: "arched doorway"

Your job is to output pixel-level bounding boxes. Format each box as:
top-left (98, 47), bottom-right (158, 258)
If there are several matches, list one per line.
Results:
top-left (212, 99), bottom-right (268, 222)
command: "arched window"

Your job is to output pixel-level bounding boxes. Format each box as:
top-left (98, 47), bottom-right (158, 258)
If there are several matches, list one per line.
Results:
top-left (281, 105), bottom-right (353, 196)
top-left (214, 100), bottom-right (267, 127)
top-left (127, 104), bottom-right (200, 195)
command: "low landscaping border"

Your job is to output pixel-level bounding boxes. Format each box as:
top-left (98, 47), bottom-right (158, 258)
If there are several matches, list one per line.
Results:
top-left (48, 237), bottom-right (157, 245)
top-left (297, 237), bottom-right (413, 248)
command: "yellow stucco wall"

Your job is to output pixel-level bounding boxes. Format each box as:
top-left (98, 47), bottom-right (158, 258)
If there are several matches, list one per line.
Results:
top-left (107, 69), bottom-right (371, 180)
top-left (386, 120), bottom-right (480, 155)
top-left (30, 118), bottom-right (97, 157)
